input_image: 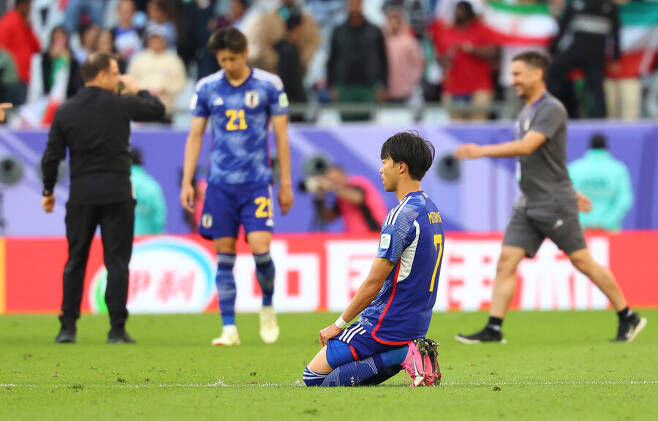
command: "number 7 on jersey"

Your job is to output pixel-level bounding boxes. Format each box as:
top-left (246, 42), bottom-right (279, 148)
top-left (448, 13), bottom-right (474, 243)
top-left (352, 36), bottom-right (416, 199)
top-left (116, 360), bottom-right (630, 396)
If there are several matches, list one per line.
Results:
top-left (429, 234), bottom-right (443, 292)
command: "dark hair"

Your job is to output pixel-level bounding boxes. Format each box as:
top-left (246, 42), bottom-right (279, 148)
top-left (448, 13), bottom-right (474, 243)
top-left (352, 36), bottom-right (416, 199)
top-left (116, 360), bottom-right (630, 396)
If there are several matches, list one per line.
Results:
top-left (80, 52), bottom-right (116, 82)
top-left (512, 50), bottom-right (551, 80)
top-left (15, 0), bottom-right (32, 5)
top-left (207, 27), bottom-right (248, 53)
top-left (286, 13), bottom-right (303, 31)
top-left (456, 1), bottom-right (475, 20)
top-left (48, 26), bottom-right (72, 56)
top-left (590, 133), bottom-right (607, 149)
top-left (380, 132), bottom-right (435, 181)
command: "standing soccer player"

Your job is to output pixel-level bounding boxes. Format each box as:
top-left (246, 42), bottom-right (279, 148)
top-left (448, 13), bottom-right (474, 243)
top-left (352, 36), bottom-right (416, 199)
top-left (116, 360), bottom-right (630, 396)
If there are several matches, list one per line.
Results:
top-left (180, 27), bottom-right (294, 346)
top-left (454, 51), bottom-right (647, 344)
top-left (303, 132), bottom-right (443, 387)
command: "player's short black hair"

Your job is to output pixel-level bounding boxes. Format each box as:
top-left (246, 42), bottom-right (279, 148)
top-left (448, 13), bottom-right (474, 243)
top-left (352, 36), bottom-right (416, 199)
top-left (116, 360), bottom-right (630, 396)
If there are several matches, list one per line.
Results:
top-left (381, 132), bottom-right (435, 181)
top-left (207, 27), bottom-right (248, 54)
top-left (512, 50), bottom-right (551, 80)
top-left (80, 52), bottom-right (116, 82)
top-left (590, 133), bottom-right (607, 149)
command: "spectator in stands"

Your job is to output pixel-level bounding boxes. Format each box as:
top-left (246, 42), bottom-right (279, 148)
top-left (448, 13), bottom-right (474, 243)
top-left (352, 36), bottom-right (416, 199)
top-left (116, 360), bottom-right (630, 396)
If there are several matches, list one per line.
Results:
top-left (274, 14), bottom-right (307, 106)
top-left (130, 148), bottom-right (167, 235)
top-left (248, 1), bottom-right (320, 76)
top-left (146, 0), bottom-right (177, 48)
top-left (177, 0), bottom-right (226, 80)
top-left (230, 0), bottom-right (253, 32)
top-left (128, 24), bottom-right (186, 121)
top-left (276, 0), bottom-right (320, 77)
top-left (64, 0), bottom-right (106, 36)
top-left (113, 0), bottom-right (143, 64)
top-left (98, 29), bottom-right (128, 73)
top-left (568, 133), bottom-right (633, 231)
top-left (0, 48), bottom-right (22, 105)
top-left (382, 4), bottom-right (424, 103)
top-left (0, 0), bottom-right (40, 105)
top-left (313, 165), bottom-right (388, 234)
top-left (27, 26), bottom-right (83, 107)
top-left (548, 0), bottom-right (620, 118)
top-left (604, 42), bottom-right (650, 120)
top-left (327, 0), bottom-right (388, 120)
top-left (431, 0), bottom-right (497, 120)
top-left (73, 23), bottom-right (101, 64)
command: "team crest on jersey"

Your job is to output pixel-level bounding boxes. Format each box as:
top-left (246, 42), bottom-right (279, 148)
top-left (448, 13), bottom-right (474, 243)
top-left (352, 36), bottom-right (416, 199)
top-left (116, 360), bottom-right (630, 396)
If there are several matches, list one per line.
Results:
top-left (201, 213), bottom-right (213, 229)
top-left (245, 91), bottom-right (259, 108)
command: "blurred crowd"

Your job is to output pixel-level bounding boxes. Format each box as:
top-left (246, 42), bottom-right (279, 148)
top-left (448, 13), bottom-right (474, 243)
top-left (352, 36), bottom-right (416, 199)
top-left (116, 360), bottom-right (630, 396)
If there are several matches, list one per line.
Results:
top-left (0, 0), bottom-right (657, 127)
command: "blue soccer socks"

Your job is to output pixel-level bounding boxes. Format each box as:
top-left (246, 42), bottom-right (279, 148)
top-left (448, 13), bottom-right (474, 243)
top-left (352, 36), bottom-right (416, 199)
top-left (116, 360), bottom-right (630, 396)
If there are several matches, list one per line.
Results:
top-left (303, 367), bottom-right (328, 386)
top-left (216, 253), bottom-right (237, 326)
top-left (254, 252), bottom-right (275, 306)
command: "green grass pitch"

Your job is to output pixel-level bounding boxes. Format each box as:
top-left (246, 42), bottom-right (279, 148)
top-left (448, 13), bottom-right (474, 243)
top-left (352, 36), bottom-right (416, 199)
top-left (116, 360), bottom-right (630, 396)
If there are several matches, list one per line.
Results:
top-left (0, 310), bottom-right (656, 420)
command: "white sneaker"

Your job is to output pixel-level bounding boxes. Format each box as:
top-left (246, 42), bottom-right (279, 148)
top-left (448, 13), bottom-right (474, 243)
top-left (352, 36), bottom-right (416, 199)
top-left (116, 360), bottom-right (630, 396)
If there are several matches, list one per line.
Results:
top-left (211, 325), bottom-right (240, 346)
top-left (259, 305), bottom-right (280, 344)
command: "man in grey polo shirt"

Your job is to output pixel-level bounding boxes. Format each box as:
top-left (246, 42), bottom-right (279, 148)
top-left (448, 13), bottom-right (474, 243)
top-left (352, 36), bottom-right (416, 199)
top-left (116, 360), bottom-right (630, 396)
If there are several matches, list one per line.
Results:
top-left (453, 51), bottom-right (646, 344)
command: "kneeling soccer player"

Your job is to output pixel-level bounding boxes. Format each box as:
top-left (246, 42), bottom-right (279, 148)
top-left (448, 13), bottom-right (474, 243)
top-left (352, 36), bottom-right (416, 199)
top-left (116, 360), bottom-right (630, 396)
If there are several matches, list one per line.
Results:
top-left (303, 132), bottom-right (445, 387)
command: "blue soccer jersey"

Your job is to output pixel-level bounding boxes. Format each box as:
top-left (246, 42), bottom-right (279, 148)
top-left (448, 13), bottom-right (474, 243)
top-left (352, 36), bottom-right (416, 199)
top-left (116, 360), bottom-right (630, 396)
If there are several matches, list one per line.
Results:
top-left (190, 68), bottom-right (289, 185)
top-left (359, 191), bottom-right (445, 345)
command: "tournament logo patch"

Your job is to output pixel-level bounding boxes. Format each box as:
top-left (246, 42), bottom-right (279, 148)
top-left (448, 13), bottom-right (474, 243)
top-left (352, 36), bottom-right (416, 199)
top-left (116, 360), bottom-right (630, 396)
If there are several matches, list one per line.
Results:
top-left (379, 234), bottom-right (391, 250)
top-left (189, 94), bottom-right (198, 110)
top-left (245, 91), bottom-right (259, 108)
top-left (524, 118), bottom-right (530, 132)
top-left (201, 213), bottom-right (213, 229)
top-left (278, 93), bottom-right (289, 108)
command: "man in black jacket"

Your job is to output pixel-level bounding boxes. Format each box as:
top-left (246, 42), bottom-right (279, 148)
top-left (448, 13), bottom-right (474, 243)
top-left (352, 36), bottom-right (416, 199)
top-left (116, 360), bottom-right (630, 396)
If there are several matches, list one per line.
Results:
top-left (547, 0), bottom-right (620, 118)
top-left (327, 0), bottom-right (388, 121)
top-left (40, 52), bottom-right (165, 344)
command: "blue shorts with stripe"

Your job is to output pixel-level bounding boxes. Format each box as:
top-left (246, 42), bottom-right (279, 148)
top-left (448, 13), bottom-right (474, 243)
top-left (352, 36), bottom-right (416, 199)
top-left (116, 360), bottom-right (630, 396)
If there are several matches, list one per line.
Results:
top-left (199, 182), bottom-right (274, 239)
top-left (326, 323), bottom-right (408, 369)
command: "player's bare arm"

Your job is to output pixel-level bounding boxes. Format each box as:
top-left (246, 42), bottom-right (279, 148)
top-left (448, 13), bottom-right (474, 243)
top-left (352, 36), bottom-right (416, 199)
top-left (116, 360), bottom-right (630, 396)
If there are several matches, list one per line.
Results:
top-left (271, 114), bottom-right (294, 214)
top-left (319, 257), bottom-right (394, 346)
top-left (455, 131), bottom-right (548, 160)
top-left (576, 191), bottom-right (593, 213)
top-left (180, 116), bottom-right (208, 212)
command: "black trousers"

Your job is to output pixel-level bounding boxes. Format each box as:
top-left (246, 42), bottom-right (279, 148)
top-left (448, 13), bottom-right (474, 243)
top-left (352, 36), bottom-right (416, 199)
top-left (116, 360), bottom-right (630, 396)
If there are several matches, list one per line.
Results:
top-left (547, 50), bottom-right (607, 119)
top-left (60, 199), bottom-right (135, 329)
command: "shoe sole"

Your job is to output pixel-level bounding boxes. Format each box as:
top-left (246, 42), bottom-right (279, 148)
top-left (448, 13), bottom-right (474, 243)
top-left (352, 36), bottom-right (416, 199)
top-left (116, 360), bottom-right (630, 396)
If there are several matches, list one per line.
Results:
top-left (627, 317), bottom-right (647, 342)
top-left (455, 335), bottom-right (507, 345)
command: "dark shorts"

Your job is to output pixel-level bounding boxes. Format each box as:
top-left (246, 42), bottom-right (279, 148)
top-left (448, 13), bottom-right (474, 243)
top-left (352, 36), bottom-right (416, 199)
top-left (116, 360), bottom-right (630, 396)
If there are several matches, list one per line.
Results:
top-left (503, 205), bottom-right (587, 258)
top-left (326, 323), bottom-right (407, 369)
top-left (198, 183), bottom-right (274, 239)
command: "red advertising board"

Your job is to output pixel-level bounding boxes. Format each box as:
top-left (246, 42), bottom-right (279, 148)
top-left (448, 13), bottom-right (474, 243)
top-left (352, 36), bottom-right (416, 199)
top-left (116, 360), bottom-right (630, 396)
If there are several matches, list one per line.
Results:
top-left (1, 232), bottom-right (657, 314)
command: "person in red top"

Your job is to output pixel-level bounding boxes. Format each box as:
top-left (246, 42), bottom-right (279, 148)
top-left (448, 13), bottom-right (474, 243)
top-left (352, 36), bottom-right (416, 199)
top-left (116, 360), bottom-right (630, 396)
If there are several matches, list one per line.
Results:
top-left (315, 165), bottom-right (387, 235)
top-left (0, 0), bottom-right (40, 104)
top-left (431, 1), bottom-right (497, 120)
